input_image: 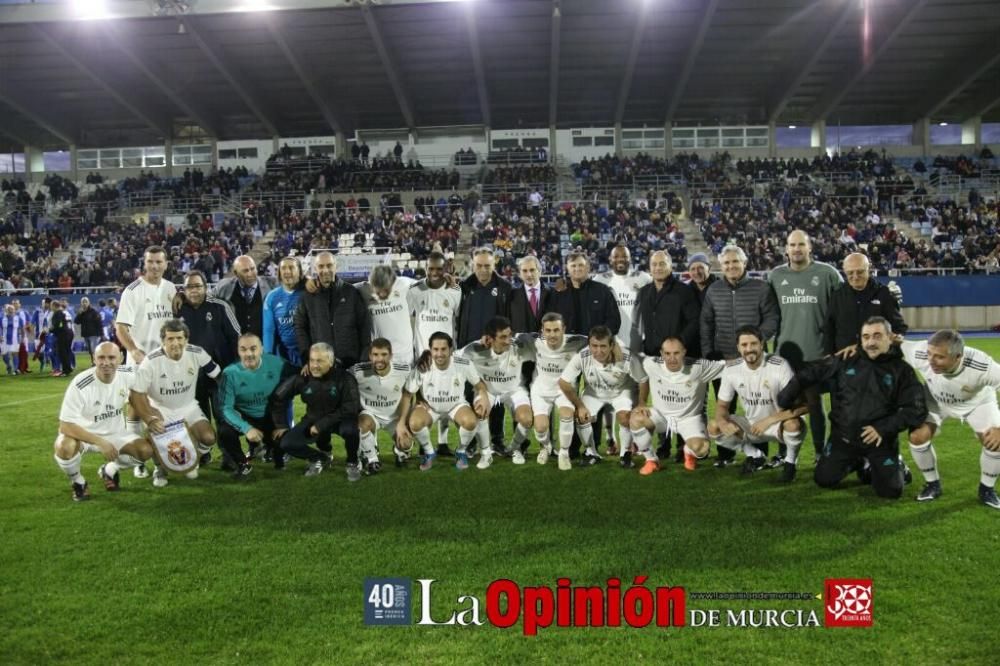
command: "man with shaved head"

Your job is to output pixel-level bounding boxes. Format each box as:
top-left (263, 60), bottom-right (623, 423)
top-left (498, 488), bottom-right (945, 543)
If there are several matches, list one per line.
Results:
top-left (211, 255), bottom-right (278, 338)
top-left (294, 251), bottom-right (370, 369)
top-left (825, 252), bottom-right (907, 356)
top-left (768, 229), bottom-right (842, 463)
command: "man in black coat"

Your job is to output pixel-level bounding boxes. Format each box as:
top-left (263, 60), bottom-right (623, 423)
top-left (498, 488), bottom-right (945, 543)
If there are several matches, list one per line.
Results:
top-left (548, 251), bottom-right (620, 336)
top-left (631, 251), bottom-right (701, 356)
top-left (509, 255), bottom-right (551, 334)
top-left (456, 248), bottom-right (512, 346)
top-left (824, 252), bottom-right (907, 355)
top-left (294, 252), bottom-right (371, 370)
top-left (271, 342), bottom-right (362, 480)
top-left (778, 317), bottom-right (926, 499)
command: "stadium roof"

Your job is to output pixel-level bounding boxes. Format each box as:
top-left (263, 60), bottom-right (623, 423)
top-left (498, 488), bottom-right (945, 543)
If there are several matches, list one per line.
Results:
top-left (0, 0), bottom-right (998, 151)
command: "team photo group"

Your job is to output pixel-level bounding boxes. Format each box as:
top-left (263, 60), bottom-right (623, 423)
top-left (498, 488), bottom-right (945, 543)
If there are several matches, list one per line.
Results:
top-left (34, 229), bottom-right (1000, 509)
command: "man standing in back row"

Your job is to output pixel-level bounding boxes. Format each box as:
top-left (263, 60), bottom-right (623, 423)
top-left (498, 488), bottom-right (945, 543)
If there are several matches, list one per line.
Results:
top-left (768, 230), bottom-right (842, 462)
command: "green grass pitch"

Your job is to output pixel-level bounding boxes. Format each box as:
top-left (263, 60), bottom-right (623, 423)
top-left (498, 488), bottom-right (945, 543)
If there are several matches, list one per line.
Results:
top-left (1, 340), bottom-right (998, 664)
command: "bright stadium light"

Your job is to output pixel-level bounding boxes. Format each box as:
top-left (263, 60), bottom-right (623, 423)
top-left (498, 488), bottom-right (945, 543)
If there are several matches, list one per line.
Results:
top-left (788, 125), bottom-right (797, 129)
top-left (240, 0), bottom-right (278, 11)
top-left (72, 0), bottom-right (111, 20)
top-left (939, 122), bottom-right (948, 127)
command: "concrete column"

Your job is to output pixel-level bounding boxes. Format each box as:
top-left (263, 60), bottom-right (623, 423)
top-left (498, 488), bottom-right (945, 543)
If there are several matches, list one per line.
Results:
top-left (69, 145), bottom-right (79, 182)
top-left (614, 123), bottom-right (623, 157)
top-left (663, 121), bottom-right (673, 159)
top-left (767, 123), bottom-right (777, 158)
top-left (24, 145), bottom-right (44, 183)
top-left (164, 139), bottom-right (173, 178)
top-left (810, 120), bottom-right (827, 154)
top-left (335, 131), bottom-right (347, 160)
top-left (913, 117), bottom-right (930, 157)
top-left (548, 125), bottom-right (556, 163)
top-left (962, 117), bottom-right (982, 149)
top-left (209, 138), bottom-right (218, 171)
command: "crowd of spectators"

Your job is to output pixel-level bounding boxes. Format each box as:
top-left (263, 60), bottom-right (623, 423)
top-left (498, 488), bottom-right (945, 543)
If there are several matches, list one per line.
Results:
top-left (255, 157), bottom-right (462, 194)
top-left (471, 199), bottom-right (687, 282)
top-left (486, 146), bottom-right (548, 165)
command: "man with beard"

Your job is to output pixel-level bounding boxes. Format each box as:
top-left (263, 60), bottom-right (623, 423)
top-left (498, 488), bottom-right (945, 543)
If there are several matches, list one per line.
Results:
top-left (295, 252), bottom-right (370, 370)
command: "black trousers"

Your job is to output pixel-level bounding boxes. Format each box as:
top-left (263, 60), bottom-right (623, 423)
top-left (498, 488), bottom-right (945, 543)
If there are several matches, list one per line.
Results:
top-left (279, 419), bottom-right (360, 464)
top-left (196, 376), bottom-right (218, 426)
top-left (217, 414), bottom-right (278, 465)
top-left (814, 431), bottom-right (903, 499)
top-left (55, 334), bottom-right (74, 375)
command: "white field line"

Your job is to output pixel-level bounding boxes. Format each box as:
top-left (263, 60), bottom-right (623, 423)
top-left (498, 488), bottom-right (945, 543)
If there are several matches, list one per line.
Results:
top-left (0, 393), bottom-right (64, 409)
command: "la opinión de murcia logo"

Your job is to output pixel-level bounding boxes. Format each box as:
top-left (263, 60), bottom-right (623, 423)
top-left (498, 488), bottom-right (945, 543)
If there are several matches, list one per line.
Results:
top-left (824, 579), bottom-right (873, 627)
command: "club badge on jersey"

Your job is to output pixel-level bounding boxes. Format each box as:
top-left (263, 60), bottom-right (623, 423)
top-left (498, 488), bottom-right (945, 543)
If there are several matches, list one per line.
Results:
top-left (150, 420), bottom-right (198, 473)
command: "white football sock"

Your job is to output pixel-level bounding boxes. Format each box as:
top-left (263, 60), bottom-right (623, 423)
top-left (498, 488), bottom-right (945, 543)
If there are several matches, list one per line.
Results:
top-left (54, 451), bottom-right (84, 485)
top-left (617, 426), bottom-right (632, 457)
top-left (578, 421), bottom-right (595, 449)
top-left (782, 427), bottom-right (804, 465)
top-left (436, 418), bottom-right (449, 445)
top-left (909, 442), bottom-right (939, 482)
top-left (558, 418), bottom-right (574, 451)
top-left (512, 423), bottom-right (529, 449)
top-left (981, 449), bottom-right (1000, 488)
top-left (631, 428), bottom-right (655, 460)
top-left (534, 427), bottom-right (551, 452)
top-left (126, 419), bottom-right (143, 436)
top-left (743, 444), bottom-right (765, 459)
top-left (359, 430), bottom-right (379, 461)
top-left (476, 419), bottom-right (490, 450)
top-left (413, 426), bottom-right (433, 455)
top-left (458, 425), bottom-right (477, 453)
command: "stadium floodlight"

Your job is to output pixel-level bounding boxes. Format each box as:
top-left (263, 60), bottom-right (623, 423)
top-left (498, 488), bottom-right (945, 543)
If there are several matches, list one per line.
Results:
top-left (72, 0), bottom-right (112, 20)
top-left (788, 125), bottom-right (797, 129)
top-left (938, 122), bottom-right (948, 127)
top-left (239, 0), bottom-right (278, 11)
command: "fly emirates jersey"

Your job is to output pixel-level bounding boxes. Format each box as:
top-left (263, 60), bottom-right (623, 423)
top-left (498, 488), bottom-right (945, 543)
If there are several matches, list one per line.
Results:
top-left (460, 335), bottom-right (533, 396)
top-left (719, 354), bottom-right (795, 422)
top-left (529, 334), bottom-right (588, 396)
top-left (116, 278), bottom-right (177, 356)
top-left (594, 269), bottom-right (652, 349)
top-left (351, 361), bottom-right (412, 421)
top-left (407, 280), bottom-right (461, 356)
top-left (640, 357), bottom-right (726, 418)
top-left (59, 367), bottom-right (138, 438)
top-left (134, 345), bottom-right (220, 409)
top-left (358, 276), bottom-right (416, 362)
top-left (902, 340), bottom-right (1000, 417)
top-left (560, 348), bottom-right (641, 400)
top-left (406, 356), bottom-right (482, 414)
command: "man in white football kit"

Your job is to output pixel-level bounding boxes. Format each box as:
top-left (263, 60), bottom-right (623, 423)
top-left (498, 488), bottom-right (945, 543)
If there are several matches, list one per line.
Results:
top-left (902, 330), bottom-right (1000, 508)
top-left (460, 316), bottom-right (535, 468)
top-left (359, 265), bottom-right (416, 364)
top-left (407, 251), bottom-right (461, 358)
top-left (131, 319), bottom-right (221, 487)
top-left (351, 338), bottom-right (413, 475)
top-left (401, 331), bottom-right (489, 471)
top-left (594, 245), bottom-right (651, 453)
top-left (527, 313), bottom-right (588, 465)
top-left (53, 342), bottom-right (156, 502)
top-left (407, 251), bottom-right (462, 457)
top-left (114, 245), bottom-right (177, 478)
top-left (709, 325), bottom-right (807, 482)
top-left (557, 326), bottom-right (640, 471)
top-left (630, 338), bottom-right (726, 475)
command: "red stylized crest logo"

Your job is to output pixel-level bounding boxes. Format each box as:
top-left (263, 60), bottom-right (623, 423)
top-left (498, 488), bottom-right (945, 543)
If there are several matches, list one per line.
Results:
top-left (824, 579), bottom-right (873, 627)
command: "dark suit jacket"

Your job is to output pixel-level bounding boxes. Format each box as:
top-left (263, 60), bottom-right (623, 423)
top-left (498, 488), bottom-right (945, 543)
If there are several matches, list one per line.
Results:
top-left (509, 284), bottom-right (552, 334)
top-left (548, 278), bottom-right (621, 336)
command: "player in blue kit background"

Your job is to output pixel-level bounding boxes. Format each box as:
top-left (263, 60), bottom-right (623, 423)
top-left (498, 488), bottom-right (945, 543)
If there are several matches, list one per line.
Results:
top-left (263, 256), bottom-right (305, 367)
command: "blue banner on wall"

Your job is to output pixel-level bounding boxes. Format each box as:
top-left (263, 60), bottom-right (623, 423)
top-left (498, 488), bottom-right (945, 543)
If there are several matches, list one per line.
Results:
top-left (876, 275), bottom-right (1000, 307)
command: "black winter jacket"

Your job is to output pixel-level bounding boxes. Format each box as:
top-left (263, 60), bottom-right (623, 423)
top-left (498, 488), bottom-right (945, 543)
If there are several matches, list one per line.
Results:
top-left (777, 346), bottom-right (926, 446)
top-left (294, 278), bottom-right (371, 368)
top-left (271, 367), bottom-right (360, 432)
top-left (824, 281), bottom-right (907, 355)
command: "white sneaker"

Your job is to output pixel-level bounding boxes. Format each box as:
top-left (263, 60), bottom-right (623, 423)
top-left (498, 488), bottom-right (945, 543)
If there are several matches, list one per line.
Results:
top-left (133, 462), bottom-right (150, 479)
top-left (152, 467), bottom-right (169, 488)
top-left (537, 447), bottom-right (551, 465)
top-left (476, 451), bottom-right (493, 470)
top-left (512, 449), bottom-right (526, 465)
top-left (185, 465), bottom-right (199, 480)
top-left (304, 460), bottom-right (324, 477)
top-left (558, 450), bottom-right (572, 471)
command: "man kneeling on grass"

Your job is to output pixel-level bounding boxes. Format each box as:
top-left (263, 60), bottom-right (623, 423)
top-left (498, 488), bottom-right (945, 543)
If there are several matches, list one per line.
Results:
top-left (271, 343), bottom-right (363, 481)
top-left (53, 342), bottom-right (158, 502)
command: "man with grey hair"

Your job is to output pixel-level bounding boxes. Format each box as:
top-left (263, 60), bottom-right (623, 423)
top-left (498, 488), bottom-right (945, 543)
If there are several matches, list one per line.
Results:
top-left (358, 263), bottom-right (417, 363)
top-left (700, 245), bottom-right (779, 362)
top-left (295, 252), bottom-right (370, 370)
top-left (701, 244), bottom-right (780, 465)
top-left (211, 255), bottom-right (278, 338)
top-left (510, 254), bottom-right (551, 334)
top-left (900, 329), bottom-right (1000, 508)
top-left (271, 341), bottom-right (363, 480)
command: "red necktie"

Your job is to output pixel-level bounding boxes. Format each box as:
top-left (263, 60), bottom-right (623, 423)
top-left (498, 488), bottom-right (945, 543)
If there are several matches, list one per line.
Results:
top-left (529, 287), bottom-right (538, 316)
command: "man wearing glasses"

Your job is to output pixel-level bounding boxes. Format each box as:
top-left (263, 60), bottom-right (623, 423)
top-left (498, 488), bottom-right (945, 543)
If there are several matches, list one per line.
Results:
top-left (824, 253), bottom-right (907, 356)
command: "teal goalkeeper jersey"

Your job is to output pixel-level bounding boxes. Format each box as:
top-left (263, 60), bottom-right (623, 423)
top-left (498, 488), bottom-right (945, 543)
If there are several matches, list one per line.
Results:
top-left (768, 261), bottom-right (842, 364)
top-left (219, 353), bottom-right (293, 433)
